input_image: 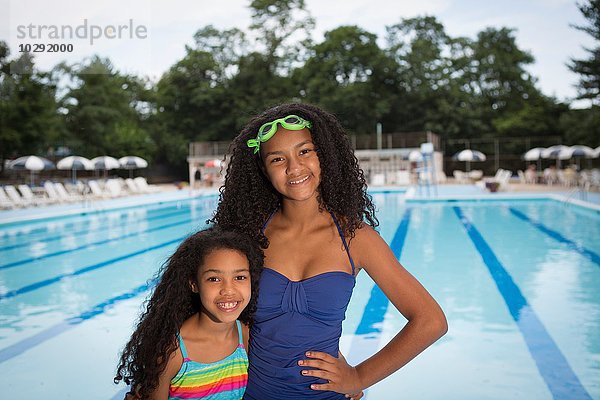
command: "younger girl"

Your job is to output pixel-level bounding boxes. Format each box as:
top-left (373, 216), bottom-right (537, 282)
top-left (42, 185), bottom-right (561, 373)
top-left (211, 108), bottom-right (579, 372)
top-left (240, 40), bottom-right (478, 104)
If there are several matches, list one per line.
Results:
top-left (114, 228), bottom-right (264, 399)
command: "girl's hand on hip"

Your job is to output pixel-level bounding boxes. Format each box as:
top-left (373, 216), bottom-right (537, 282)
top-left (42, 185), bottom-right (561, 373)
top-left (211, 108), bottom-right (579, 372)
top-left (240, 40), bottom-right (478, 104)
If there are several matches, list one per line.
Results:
top-left (299, 351), bottom-right (362, 396)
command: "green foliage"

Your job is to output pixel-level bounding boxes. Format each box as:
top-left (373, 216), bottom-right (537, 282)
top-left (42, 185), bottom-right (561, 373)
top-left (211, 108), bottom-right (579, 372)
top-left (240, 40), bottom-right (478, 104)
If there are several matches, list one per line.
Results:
top-left (0, 43), bottom-right (64, 171)
top-left (559, 106), bottom-right (600, 144)
top-left (4, 6), bottom-right (599, 179)
top-left (63, 56), bottom-right (153, 159)
top-left (568, 0), bottom-right (600, 102)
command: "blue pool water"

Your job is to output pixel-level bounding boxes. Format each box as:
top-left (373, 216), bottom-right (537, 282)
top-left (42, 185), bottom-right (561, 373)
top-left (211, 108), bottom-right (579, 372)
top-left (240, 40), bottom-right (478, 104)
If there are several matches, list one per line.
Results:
top-left (0, 193), bottom-right (598, 399)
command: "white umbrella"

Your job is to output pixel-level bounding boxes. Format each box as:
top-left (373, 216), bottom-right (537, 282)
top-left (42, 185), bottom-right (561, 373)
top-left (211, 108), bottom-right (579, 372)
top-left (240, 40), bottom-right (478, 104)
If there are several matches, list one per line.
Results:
top-left (9, 155), bottom-right (55, 185)
top-left (453, 149), bottom-right (486, 172)
top-left (118, 156), bottom-right (148, 178)
top-left (91, 156), bottom-right (120, 170)
top-left (523, 147), bottom-right (546, 161)
top-left (57, 156), bottom-right (94, 182)
top-left (91, 156), bottom-right (120, 178)
top-left (523, 147), bottom-right (546, 171)
top-left (542, 145), bottom-right (570, 167)
top-left (559, 145), bottom-right (597, 169)
top-left (408, 151), bottom-right (423, 162)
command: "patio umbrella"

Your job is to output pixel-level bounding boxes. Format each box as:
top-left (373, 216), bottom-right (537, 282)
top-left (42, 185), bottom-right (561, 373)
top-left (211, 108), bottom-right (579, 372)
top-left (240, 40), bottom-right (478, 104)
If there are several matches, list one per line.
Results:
top-left (91, 156), bottom-right (120, 178)
top-left (559, 145), bottom-right (597, 169)
top-left (523, 147), bottom-right (546, 171)
top-left (452, 149), bottom-right (486, 172)
top-left (408, 150), bottom-right (423, 162)
top-left (57, 156), bottom-right (94, 182)
top-left (118, 156), bottom-right (148, 178)
top-left (9, 155), bottom-right (56, 185)
top-left (542, 144), bottom-right (571, 168)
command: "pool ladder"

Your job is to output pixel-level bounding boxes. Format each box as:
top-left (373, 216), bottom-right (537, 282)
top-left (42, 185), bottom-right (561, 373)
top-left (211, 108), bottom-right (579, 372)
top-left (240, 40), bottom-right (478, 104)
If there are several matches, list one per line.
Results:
top-left (563, 181), bottom-right (590, 204)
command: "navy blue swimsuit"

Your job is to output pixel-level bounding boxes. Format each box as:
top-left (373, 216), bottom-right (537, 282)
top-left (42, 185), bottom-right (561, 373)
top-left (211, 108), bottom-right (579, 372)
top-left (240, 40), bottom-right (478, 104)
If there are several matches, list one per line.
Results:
top-left (244, 212), bottom-right (356, 399)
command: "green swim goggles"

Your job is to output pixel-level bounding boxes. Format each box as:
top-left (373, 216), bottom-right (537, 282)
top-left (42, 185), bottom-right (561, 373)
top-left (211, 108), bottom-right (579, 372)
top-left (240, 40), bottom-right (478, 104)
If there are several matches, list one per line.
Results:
top-left (247, 114), bottom-right (312, 154)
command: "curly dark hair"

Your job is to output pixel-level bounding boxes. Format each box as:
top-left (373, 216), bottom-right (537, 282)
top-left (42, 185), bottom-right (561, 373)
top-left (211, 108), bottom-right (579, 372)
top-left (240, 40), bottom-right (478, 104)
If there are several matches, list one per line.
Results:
top-left (210, 103), bottom-right (378, 248)
top-left (114, 227), bottom-right (263, 398)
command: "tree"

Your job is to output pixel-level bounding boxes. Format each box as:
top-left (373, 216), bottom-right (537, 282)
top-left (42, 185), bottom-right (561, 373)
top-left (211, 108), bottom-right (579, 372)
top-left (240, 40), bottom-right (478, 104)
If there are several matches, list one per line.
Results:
top-left (0, 42), bottom-right (64, 173)
top-left (249, 0), bottom-right (315, 75)
top-left (63, 56), bottom-right (153, 159)
top-left (568, 0), bottom-right (600, 103)
top-left (298, 25), bottom-right (396, 134)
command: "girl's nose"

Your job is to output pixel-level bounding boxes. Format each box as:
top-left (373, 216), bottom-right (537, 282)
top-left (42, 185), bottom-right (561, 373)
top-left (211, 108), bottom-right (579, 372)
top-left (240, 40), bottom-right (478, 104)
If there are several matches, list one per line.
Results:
top-left (286, 156), bottom-right (302, 174)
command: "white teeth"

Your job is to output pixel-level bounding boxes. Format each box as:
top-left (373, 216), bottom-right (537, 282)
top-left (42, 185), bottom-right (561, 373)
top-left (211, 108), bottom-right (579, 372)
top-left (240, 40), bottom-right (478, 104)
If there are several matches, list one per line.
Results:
top-left (290, 176), bottom-right (309, 185)
top-left (217, 302), bottom-right (239, 310)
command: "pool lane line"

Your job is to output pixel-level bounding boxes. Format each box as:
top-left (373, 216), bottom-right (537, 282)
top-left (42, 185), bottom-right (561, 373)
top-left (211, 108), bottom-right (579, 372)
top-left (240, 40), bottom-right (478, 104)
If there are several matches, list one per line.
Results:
top-left (354, 208), bottom-right (412, 336)
top-left (0, 205), bottom-right (195, 252)
top-left (509, 207), bottom-right (600, 266)
top-left (453, 206), bottom-right (592, 400)
top-left (0, 201), bottom-right (192, 239)
top-left (0, 234), bottom-right (188, 301)
top-left (0, 212), bottom-right (208, 270)
top-left (0, 278), bottom-right (158, 364)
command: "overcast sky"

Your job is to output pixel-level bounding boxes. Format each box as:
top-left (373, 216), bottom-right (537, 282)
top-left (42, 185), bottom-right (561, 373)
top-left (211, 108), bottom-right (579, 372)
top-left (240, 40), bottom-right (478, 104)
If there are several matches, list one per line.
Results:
top-left (1, 0), bottom-right (595, 105)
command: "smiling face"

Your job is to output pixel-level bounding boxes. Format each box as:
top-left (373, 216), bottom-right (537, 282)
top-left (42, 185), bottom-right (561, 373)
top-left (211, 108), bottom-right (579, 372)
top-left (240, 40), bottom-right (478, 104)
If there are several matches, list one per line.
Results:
top-left (192, 248), bottom-right (251, 324)
top-left (259, 127), bottom-right (321, 203)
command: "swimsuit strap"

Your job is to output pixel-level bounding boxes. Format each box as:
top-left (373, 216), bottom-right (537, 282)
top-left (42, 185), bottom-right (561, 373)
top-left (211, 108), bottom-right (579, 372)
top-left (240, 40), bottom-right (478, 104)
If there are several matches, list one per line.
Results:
top-left (261, 207), bottom-right (279, 234)
top-left (329, 211), bottom-right (356, 276)
top-left (235, 320), bottom-right (244, 346)
top-left (177, 333), bottom-right (189, 360)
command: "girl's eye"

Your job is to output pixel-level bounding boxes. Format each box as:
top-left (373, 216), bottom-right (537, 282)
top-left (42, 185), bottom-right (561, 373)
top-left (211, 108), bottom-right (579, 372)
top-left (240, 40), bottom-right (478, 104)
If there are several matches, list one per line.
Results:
top-left (270, 157), bottom-right (284, 163)
top-left (299, 148), bottom-right (314, 156)
top-left (207, 277), bottom-right (220, 282)
top-left (236, 275), bottom-right (248, 281)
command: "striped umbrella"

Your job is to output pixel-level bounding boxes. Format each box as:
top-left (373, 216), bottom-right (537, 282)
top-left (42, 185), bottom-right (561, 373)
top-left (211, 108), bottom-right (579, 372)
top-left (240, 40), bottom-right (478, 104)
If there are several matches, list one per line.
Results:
top-left (9, 155), bottom-right (55, 185)
top-left (453, 149), bottom-right (486, 172)
top-left (118, 156), bottom-right (148, 178)
top-left (57, 156), bottom-right (94, 182)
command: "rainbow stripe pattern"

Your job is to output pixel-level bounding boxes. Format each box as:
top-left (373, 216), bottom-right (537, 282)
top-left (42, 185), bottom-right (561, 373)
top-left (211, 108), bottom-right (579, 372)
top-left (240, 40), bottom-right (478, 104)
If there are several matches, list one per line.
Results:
top-left (169, 321), bottom-right (248, 400)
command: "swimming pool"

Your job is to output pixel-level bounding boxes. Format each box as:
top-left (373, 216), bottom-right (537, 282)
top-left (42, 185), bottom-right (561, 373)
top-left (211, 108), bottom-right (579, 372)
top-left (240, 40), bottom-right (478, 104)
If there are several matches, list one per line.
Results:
top-left (0, 193), bottom-right (598, 399)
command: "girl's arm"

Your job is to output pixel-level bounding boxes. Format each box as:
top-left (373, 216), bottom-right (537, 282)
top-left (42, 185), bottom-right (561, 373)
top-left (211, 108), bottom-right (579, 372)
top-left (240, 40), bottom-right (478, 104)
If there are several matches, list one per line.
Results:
top-left (301, 225), bottom-right (447, 393)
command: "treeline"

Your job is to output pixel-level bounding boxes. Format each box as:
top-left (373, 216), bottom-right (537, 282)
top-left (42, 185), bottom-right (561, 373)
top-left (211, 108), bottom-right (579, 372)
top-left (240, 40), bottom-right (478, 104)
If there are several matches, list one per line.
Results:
top-left (1, 0), bottom-right (598, 176)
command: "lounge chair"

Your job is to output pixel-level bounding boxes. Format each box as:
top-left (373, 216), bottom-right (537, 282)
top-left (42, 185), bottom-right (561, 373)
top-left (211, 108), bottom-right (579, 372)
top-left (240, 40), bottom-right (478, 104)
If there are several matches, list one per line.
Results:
top-left (4, 185), bottom-right (33, 207)
top-left (133, 177), bottom-right (160, 193)
top-left (18, 184), bottom-right (54, 206)
top-left (0, 187), bottom-right (16, 209)
top-left (43, 181), bottom-right (64, 203)
top-left (87, 180), bottom-right (112, 198)
top-left (54, 182), bottom-right (84, 202)
top-left (125, 178), bottom-right (142, 194)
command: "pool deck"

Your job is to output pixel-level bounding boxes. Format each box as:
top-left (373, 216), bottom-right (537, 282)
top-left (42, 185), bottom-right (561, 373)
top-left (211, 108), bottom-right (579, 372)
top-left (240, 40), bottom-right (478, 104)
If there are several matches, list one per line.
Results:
top-left (0, 186), bottom-right (220, 225)
top-left (1, 182), bottom-right (599, 225)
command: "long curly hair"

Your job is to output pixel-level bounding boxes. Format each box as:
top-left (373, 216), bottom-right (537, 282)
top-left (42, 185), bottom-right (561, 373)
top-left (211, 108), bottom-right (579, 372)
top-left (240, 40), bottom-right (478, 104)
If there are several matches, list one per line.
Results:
top-left (210, 103), bottom-right (378, 248)
top-left (114, 227), bottom-right (264, 398)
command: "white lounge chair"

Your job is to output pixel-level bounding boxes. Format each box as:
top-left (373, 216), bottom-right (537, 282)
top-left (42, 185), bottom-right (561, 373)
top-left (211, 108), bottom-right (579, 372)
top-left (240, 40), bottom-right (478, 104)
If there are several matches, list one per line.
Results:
top-left (18, 184), bottom-right (54, 206)
top-left (43, 181), bottom-right (64, 203)
top-left (54, 182), bottom-right (84, 202)
top-left (105, 179), bottom-right (123, 197)
top-left (4, 185), bottom-right (33, 207)
top-left (133, 177), bottom-right (160, 193)
top-left (125, 178), bottom-right (141, 194)
top-left (0, 187), bottom-right (16, 209)
top-left (87, 180), bottom-right (111, 198)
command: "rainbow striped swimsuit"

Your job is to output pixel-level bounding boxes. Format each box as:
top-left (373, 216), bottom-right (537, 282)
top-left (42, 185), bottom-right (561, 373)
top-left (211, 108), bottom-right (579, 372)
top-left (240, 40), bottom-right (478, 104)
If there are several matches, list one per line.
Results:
top-left (168, 320), bottom-right (248, 400)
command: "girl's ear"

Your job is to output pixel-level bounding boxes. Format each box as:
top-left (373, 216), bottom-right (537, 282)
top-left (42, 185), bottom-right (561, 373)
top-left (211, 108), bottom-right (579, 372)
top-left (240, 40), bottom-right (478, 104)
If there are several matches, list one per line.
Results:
top-left (190, 281), bottom-right (198, 293)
